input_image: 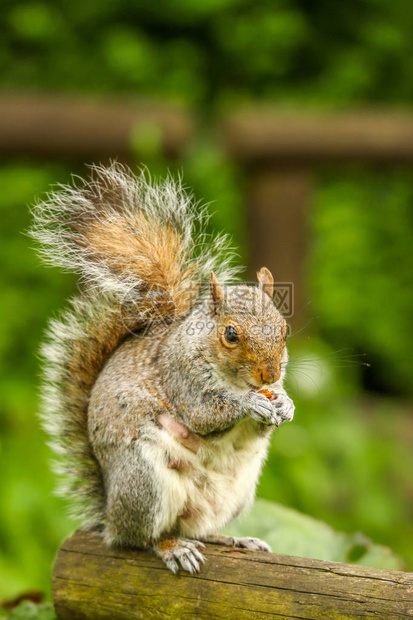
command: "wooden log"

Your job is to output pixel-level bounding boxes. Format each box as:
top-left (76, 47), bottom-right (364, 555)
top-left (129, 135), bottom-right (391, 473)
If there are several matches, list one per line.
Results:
top-left (223, 110), bottom-right (413, 164)
top-left (52, 529), bottom-right (413, 619)
top-left (0, 94), bottom-right (192, 160)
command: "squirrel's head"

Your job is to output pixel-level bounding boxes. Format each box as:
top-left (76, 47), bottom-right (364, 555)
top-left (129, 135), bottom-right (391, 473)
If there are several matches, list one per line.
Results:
top-left (206, 268), bottom-right (288, 391)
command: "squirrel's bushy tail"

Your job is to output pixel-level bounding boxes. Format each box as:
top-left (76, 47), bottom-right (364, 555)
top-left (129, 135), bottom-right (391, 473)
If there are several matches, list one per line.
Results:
top-left (31, 163), bottom-right (238, 524)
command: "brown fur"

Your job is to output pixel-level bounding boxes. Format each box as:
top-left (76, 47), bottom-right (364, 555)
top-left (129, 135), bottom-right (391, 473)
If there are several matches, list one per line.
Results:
top-left (86, 214), bottom-right (199, 316)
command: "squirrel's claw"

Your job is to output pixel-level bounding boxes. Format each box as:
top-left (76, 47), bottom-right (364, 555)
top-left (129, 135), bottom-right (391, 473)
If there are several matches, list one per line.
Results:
top-left (161, 552), bottom-right (180, 575)
top-left (247, 392), bottom-right (279, 426)
top-left (233, 536), bottom-right (272, 552)
top-left (272, 393), bottom-right (295, 423)
top-left (154, 537), bottom-right (206, 574)
top-left (247, 391), bottom-right (295, 427)
top-left (201, 533), bottom-right (271, 552)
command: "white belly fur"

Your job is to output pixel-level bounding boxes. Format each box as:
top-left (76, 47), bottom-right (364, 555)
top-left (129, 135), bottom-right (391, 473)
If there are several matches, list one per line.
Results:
top-left (141, 418), bottom-right (271, 539)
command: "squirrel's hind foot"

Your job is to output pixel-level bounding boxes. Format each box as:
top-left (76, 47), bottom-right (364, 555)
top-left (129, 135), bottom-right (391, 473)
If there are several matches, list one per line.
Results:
top-left (232, 536), bottom-right (272, 552)
top-left (154, 537), bottom-right (206, 574)
top-left (202, 533), bottom-right (272, 553)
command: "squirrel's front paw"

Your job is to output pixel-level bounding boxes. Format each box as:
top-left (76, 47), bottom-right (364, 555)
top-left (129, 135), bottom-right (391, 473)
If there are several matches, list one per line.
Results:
top-left (154, 537), bottom-right (206, 574)
top-left (246, 392), bottom-right (279, 426)
top-left (272, 392), bottom-right (295, 425)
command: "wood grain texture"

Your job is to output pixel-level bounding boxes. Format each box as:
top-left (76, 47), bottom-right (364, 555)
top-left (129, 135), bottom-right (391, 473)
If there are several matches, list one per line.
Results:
top-left (53, 529), bottom-right (413, 619)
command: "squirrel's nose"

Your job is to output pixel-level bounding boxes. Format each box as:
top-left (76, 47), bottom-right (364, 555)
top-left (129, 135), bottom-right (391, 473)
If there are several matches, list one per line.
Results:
top-left (259, 367), bottom-right (280, 385)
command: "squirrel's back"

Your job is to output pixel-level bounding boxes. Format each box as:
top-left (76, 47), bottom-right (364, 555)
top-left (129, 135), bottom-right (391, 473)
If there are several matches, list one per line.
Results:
top-left (30, 163), bottom-right (239, 523)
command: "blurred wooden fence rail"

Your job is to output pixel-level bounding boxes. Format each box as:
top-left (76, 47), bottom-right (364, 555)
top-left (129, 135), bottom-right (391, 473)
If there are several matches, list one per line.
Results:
top-left (53, 529), bottom-right (413, 619)
top-left (222, 110), bottom-right (413, 321)
top-left (0, 94), bottom-right (192, 160)
top-left (3, 94), bottom-right (413, 323)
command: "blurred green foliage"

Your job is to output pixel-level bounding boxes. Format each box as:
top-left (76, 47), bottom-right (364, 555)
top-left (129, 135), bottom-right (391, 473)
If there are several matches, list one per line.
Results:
top-left (1, 0), bottom-right (413, 107)
top-left (0, 165), bottom-right (76, 599)
top-left (311, 168), bottom-right (413, 395)
top-left (0, 0), bottom-right (413, 606)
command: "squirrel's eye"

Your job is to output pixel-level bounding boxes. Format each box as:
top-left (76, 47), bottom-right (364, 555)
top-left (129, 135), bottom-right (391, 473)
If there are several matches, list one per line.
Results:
top-left (224, 325), bottom-right (238, 343)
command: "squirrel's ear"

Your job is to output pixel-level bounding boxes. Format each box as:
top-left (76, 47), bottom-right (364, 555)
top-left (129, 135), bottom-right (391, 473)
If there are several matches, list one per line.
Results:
top-left (210, 271), bottom-right (224, 316)
top-left (257, 267), bottom-right (274, 299)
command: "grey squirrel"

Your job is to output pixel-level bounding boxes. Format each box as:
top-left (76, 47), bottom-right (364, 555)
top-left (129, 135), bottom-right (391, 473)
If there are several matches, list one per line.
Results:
top-left (31, 163), bottom-right (295, 574)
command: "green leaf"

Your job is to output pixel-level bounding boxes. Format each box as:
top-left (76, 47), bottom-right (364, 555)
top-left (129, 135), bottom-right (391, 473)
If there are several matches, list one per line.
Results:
top-left (5, 602), bottom-right (56, 620)
top-left (225, 499), bottom-right (402, 570)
